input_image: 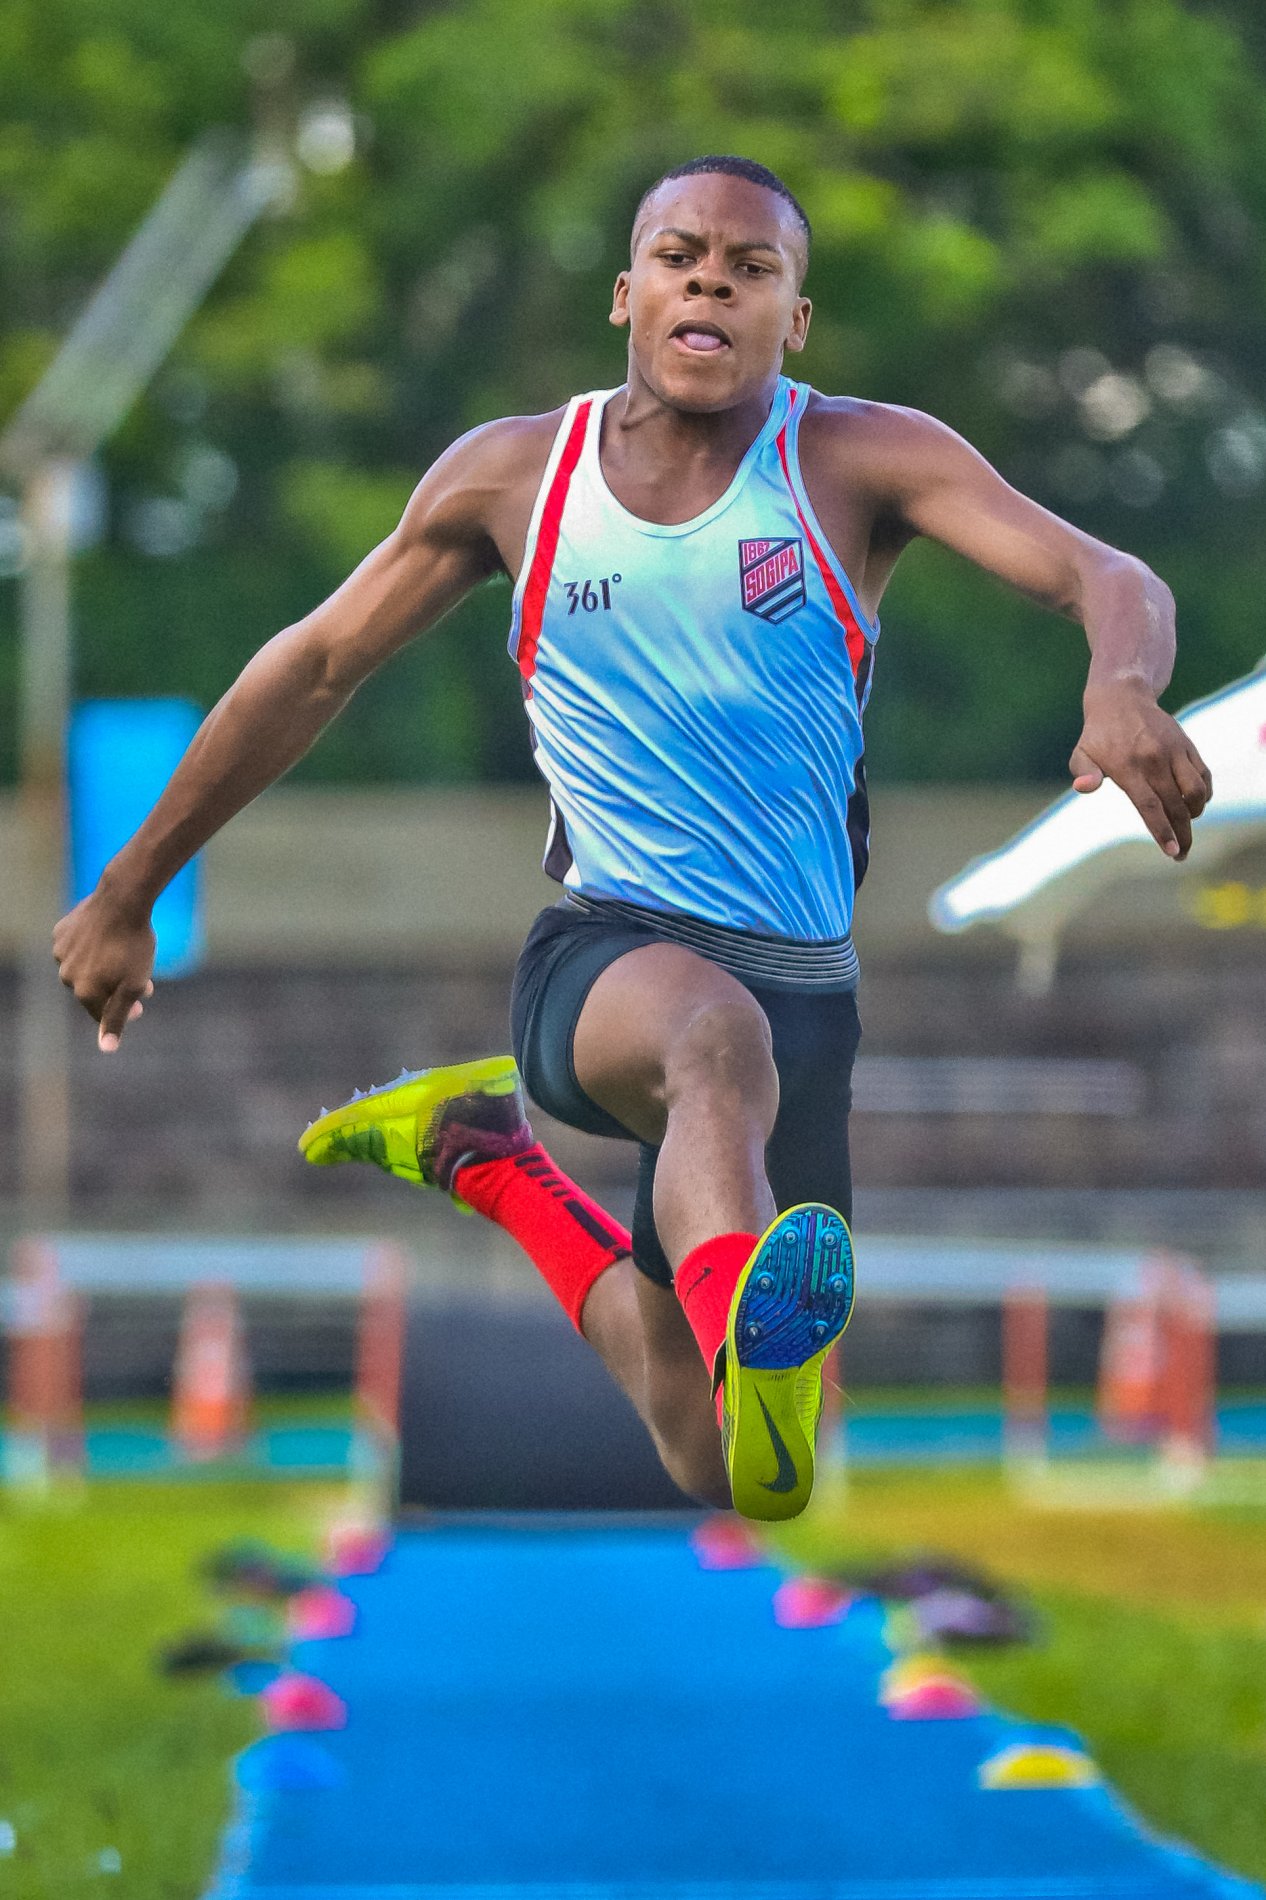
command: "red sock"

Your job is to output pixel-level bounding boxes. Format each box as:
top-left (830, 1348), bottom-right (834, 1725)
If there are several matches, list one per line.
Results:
top-left (675, 1233), bottom-right (757, 1394)
top-left (452, 1144), bottom-right (631, 1332)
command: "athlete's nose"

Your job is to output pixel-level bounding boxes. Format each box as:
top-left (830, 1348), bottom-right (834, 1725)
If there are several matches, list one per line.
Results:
top-left (685, 272), bottom-right (733, 302)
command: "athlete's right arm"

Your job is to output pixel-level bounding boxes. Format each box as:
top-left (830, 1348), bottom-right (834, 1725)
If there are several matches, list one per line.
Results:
top-left (53, 415), bottom-right (549, 1049)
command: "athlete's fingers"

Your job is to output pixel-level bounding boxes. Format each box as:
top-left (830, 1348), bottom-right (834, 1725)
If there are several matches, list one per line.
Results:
top-left (1160, 763), bottom-right (1198, 857)
top-left (1068, 744), bottom-right (1104, 795)
top-left (98, 983), bottom-right (145, 1053)
top-left (129, 979), bottom-right (156, 1024)
top-left (1172, 748), bottom-right (1211, 819)
top-left (1120, 774), bottom-right (1182, 857)
top-left (1147, 766), bottom-right (1195, 859)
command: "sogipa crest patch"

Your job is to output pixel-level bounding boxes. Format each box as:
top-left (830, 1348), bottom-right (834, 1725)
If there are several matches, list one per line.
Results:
top-left (739, 537), bottom-right (805, 624)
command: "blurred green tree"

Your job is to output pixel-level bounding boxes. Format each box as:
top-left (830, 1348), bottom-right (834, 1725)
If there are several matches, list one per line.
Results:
top-left (2, 0), bottom-right (1265, 788)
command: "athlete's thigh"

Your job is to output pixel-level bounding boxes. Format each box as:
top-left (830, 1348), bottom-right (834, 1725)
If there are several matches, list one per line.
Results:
top-left (571, 940), bottom-right (768, 1148)
top-left (761, 987), bottom-right (861, 1220)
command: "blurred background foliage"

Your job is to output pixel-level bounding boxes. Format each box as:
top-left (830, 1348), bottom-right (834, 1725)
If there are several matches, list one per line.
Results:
top-left (3, 0), bottom-right (1266, 787)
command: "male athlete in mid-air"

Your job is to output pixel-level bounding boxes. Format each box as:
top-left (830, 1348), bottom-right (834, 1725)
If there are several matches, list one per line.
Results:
top-left (55, 156), bottom-right (1211, 1520)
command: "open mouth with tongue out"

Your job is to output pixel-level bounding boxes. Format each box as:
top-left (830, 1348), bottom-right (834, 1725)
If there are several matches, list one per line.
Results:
top-left (669, 319), bottom-right (732, 354)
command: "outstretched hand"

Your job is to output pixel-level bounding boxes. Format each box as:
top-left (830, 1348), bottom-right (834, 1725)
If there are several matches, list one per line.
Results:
top-left (53, 887), bottom-right (157, 1052)
top-left (1069, 682), bottom-right (1212, 860)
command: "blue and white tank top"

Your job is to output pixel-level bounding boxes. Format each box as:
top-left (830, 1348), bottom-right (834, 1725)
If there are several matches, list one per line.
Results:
top-left (507, 377), bottom-right (878, 981)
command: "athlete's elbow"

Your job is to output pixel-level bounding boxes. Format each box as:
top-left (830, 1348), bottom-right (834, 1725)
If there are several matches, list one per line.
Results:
top-left (1139, 562), bottom-right (1176, 628)
top-left (275, 617), bottom-right (364, 708)
top-left (1106, 551), bottom-right (1175, 634)
top-left (1070, 546), bottom-right (1168, 627)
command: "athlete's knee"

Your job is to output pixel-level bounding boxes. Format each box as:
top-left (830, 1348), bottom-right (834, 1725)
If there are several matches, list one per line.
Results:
top-left (645, 1370), bottom-right (730, 1507)
top-left (668, 1459), bottom-right (731, 1511)
top-left (663, 991), bottom-right (775, 1117)
top-left (655, 1432), bottom-right (731, 1509)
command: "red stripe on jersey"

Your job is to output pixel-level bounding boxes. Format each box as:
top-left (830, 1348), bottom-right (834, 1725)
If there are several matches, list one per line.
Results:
top-left (517, 400), bottom-right (592, 688)
top-left (775, 393), bottom-right (868, 680)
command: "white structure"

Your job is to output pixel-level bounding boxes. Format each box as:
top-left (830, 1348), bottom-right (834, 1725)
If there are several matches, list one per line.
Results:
top-left (0, 134), bottom-right (291, 1217)
top-left (930, 660), bottom-right (1266, 988)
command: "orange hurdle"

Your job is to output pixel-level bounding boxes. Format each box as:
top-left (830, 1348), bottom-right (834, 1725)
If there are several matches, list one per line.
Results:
top-left (353, 1244), bottom-right (409, 1442)
top-left (1002, 1284), bottom-right (1049, 1466)
top-left (6, 1237), bottom-right (84, 1483)
top-left (171, 1281), bottom-right (251, 1461)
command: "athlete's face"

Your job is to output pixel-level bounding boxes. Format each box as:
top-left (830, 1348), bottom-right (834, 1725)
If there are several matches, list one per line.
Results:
top-left (611, 174), bottom-right (811, 412)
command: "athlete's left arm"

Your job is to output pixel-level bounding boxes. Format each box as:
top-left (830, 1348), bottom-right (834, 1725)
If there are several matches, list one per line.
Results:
top-left (855, 404), bottom-right (1212, 860)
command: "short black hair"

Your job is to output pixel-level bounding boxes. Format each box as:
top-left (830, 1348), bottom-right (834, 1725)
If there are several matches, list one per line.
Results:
top-left (632, 156), bottom-right (812, 262)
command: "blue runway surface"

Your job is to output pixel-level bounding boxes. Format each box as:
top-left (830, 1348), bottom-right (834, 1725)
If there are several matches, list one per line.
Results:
top-left (207, 1522), bottom-right (1261, 1900)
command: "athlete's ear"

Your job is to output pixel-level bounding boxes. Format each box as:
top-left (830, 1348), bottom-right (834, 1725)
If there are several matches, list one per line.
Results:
top-left (610, 271), bottom-right (631, 329)
top-left (785, 296), bottom-right (812, 355)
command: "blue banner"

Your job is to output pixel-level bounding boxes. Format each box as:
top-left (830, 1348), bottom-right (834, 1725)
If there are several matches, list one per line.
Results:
top-left (67, 698), bottom-right (204, 978)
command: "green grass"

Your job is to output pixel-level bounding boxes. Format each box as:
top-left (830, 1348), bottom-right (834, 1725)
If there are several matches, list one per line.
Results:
top-left (969, 1592), bottom-right (1266, 1884)
top-left (2, 1458), bottom-right (1265, 1895)
top-left (837, 1383), bottom-right (1266, 1412)
top-left (778, 1464), bottom-right (1266, 1886)
top-left (0, 1478), bottom-right (337, 1900)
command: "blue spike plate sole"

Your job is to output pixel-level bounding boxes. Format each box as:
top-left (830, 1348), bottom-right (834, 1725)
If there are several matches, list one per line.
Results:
top-left (732, 1204), bottom-right (855, 1371)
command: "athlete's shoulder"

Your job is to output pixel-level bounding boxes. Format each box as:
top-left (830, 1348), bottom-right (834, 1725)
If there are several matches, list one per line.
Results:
top-left (799, 391), bottom-right (976, 490)
top-left (397, 406), bottom-right (569, 555)
top-left (433, 406), bottom-right (571, 487)
top-left (800, 390), bottom-right (957, 452)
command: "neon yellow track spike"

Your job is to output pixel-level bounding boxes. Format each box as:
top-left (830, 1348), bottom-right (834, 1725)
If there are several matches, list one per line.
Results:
top-left (298, 1055), bottom-right (526, 1197)
top-left (720, 1202), bottom-right (855, 1522)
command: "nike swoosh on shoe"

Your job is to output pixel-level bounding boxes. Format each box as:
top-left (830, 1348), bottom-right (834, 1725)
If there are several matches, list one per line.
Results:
top-left (757, 1391), bottom-right (798, 1493)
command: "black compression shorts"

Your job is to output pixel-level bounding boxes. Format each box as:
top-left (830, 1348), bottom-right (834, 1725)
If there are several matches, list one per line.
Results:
top-left (509, 901), bottom-right (861, 1288)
